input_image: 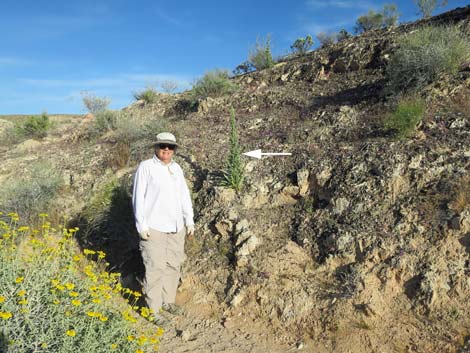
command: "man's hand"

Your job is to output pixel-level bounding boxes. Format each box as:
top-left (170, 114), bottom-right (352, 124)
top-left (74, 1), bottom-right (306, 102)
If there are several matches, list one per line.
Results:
top-left (139, 231), bottom-right (150, 240)
top-left (186, 225), bottom-right (195, 237)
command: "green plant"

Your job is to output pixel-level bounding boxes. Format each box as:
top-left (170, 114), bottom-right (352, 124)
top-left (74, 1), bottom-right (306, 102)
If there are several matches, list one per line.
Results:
top-left (414, 0), bottom-right (448, 18)
top-left (248, 34), bottom-right (275, 70)
top-left (191, 69), bottom-right (238, 100)
top-left (386, 25), bottom-right (470, 93)
top-left (355, 3), bottom-right (399, 33)
top-left (224, 108), bottom-right (244, 191)
top-left (0, 162), bottom-right (62, 223)
top-left (81, 92), bottom-right (111, 114)
top-left (290, 35), bottom-right (314, 55)
top-left (133, 87), bottom-right (159, 104)
top-left (385, 97), bottom-right (425, 138)
top-left (20, 114), bottom-right (51, 139)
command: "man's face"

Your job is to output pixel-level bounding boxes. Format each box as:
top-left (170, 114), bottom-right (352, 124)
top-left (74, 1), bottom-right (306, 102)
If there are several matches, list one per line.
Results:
top-left (156, 144), bottom-right (175, 164)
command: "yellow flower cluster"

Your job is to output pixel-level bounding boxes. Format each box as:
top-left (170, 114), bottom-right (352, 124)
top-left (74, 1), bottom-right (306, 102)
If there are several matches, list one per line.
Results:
top-left (1, 212), bottom-right (163, 353)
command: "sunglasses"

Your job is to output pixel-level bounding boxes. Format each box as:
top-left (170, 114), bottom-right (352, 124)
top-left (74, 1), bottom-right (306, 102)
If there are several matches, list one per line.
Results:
top-left (158, 143), bottom-right (176, 150)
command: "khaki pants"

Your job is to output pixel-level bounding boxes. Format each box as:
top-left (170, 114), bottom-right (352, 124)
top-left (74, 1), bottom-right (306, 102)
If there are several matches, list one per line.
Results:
top-left (140, 227), bottom-right (186, 314)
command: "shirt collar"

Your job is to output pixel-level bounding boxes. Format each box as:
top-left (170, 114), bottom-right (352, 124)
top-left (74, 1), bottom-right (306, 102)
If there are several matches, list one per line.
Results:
top-left (153, 155), bottom-right (174, 166)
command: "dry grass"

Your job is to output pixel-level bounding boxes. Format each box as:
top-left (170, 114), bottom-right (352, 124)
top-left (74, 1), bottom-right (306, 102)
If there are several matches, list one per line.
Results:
top-left (450, 175), bottom-right (470, 214)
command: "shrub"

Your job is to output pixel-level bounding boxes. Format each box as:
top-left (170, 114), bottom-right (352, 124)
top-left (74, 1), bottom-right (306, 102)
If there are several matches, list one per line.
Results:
top-left (21, 113), bottom-right (51, 139)
top-left (94, 110), bottom-right (119, 132)
top-left (386, 25), bottom-right (470, 93)
top-left (337, 29), bottom-right (351, 42)
top-left (0, 213), bottom-right (162, 353)
top-left (0, 162), bottom-right (62, 223)
top-left (233, 61), bottom-right (256, 76)
top-left (191, 69), bottom-right (238, 100)
top-left (414, 0), bottom-right (448, 18)
top-left (385, 97), bottom-right (425, 138)
top-left (355, 3), bottom-right (399, 33)
top-left (133, 87), bottom-right (159, 104)
top-left (290, 35), bottom-right (314, 55)
top-left (81, 92), bottom-right (111, 114)
top-left (316, 32), bottom-right (337, 48)
top-left (248, 34), bottom-right (275, 70)
top-left (224, 108), bottom-right (244, 191)
top-left (160, 80), bottom-right (178, 93)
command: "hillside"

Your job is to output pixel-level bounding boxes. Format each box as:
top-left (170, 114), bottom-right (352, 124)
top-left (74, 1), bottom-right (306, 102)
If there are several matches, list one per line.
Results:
top-left (1, 5), bottom-right (470, 353)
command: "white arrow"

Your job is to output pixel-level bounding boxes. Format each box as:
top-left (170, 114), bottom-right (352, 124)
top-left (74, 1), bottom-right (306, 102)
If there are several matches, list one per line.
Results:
top-left (243, 149), bottom-right (292, 159)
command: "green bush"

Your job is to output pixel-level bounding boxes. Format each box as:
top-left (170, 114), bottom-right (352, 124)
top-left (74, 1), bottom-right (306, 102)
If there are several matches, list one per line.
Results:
top-left (414, 0), bottom-right (448, 18)
top-left (0, 162), bottom-right (62, 223)
top-left (133, 87), bottom-right (159, 104)
top-left (224, 108), bottom-right (244, 191)
top-left (290, 35), bottom-right (314, 55)
top-left (191, 69), bottom-right (238, 100)
top-left (94, 110), bottom-right (119, 132)
top-left (21, 114), bottom-right (51, 139)
top-left (248, 34), bottom-right (275, 70)
top-left (385, 97), bottom-right (425, 138)
top-left (386, 25), bottom-right (470, 93)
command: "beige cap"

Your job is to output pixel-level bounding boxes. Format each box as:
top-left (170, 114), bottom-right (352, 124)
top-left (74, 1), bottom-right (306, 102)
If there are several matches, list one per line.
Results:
top-left (155, 132), bottom-right (178, 146)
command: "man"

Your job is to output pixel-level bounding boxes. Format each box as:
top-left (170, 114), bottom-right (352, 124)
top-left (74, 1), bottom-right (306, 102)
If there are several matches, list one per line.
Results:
top-left (132, 132), bottom-right (194, 323)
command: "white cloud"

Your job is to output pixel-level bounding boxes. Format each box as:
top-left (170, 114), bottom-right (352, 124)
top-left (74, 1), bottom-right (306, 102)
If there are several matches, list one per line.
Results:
top-left (0, 57), bottom-right (32, 66)
top-left (154, 8), bottom-right (185, 27)
top-left (304, 19), bottom-right (352, 35)
top-left (306, 0), bottom-right (376, 10)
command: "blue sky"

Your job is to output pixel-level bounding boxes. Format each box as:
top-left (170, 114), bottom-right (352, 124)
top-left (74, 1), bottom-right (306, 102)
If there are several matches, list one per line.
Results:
top-left (0, 0), bottom-right (468, 115)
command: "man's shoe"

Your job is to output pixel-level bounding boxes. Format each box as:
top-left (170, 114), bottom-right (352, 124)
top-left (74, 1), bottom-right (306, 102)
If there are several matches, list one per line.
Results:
top-left (162, 303), bottom-right (183, 315)
top-left (152, 314), bottom-right (170, 327)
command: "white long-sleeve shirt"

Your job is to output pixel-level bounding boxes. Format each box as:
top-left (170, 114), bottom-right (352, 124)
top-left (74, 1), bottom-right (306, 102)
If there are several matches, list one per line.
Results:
top-left (132, 155), bottom-right (194, 234)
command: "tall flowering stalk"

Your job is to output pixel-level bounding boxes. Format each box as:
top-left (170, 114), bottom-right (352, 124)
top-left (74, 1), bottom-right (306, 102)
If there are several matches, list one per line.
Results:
top-left (224, 108), bottom-right (244, 191)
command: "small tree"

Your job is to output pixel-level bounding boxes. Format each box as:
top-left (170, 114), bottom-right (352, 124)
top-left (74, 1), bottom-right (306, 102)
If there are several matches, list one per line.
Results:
top-left (382, 4), bottom-right (400, 27)
top-left (224, 108), bottom-right (244, 191)
top-left (290, 35), bottom-right (314, 55)
top-left (248, 34), bottom-right (275, 70)
top-left (316, 32), bottom-right (337, 48)
top-left (414, 0), bottom-right (448, 18)
top-left (191, 69), bottom-right (238, 100)
top-left (337, 29), bottom-right (351, 42)
top-left (81, 91), bottom-right (111, 114)
top-left (355, 3), bottom-right (400, 33)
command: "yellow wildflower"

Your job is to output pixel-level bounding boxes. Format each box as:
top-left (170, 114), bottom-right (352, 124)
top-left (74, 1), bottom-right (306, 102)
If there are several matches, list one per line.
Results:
top-left (86, 311), bottom-right (100, 318)
top-left (71, 299), bottom-right (81, 306)
top-left (73, 255), bottom-right (81, 262)
top-left (53, 299), bottom-right (60, 305)
top-left (135, 349), bottom-right (144, 353)
top-left (65, 329), bottom-right (76, 337)
top-left (140, 307), bottom-right (150, 318)
top-left (92, 298), bottom-right (102, 304)
top-left (69, 291), bottom-right (79, 297)
top-left (127, 335), bottom-right (135, 342)
top-left (137, 336), bottom-right (148, 346)
top-left (56, 284), bottom-right (65, 291)
top-left (15, 276), bottom-right (24, 284)
top-left (0, 312), bottom-right (13, 320)
top-left (97, 250), bottom-right (106, 259)
top-left (17, 290), bottom-right (26, 297)
top-left (18, 299), bottom-right (28, 305)
top-left (83, 249), bottom-right (96, 255)
top-left (40, 343), bottom-right (48, 348)
top-left (65, 283), bottom-right (75, 290)
top-left (110, 343), bottom-right (118, 349)
top-left (39, 213), bottom-right (49, 218)
top-left (17, 226), bottom-right (29, 232)
top-left (99, 315), bottom-right (108, 322)
top-left (0, 296), bottom-right (5, 303)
